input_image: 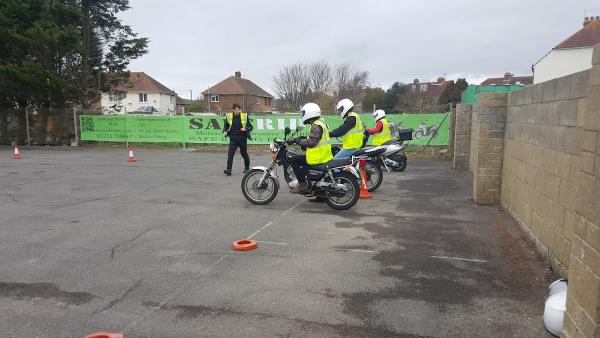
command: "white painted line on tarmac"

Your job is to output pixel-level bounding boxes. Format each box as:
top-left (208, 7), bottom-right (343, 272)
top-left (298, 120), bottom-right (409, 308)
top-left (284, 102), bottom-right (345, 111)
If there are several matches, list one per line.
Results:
top-left (256, 241), bottom-right (288, 245)
top-left (430, 256), bottom-right (487, 263)
top-left (247, 221), bottom-right (273, 239)
top-left (282, 199), bottom-right (304, 216)
top-left (335, 248), bottom-right (376, 253)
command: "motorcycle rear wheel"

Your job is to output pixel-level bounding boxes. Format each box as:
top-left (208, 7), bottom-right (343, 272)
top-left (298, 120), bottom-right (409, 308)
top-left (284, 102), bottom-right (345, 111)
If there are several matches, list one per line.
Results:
top-left (390, 154), bottom-right (408, 172)
top-left (241, 169), bottom-right (279, 205)
top-left (325, 172), bottom-right (360, 210)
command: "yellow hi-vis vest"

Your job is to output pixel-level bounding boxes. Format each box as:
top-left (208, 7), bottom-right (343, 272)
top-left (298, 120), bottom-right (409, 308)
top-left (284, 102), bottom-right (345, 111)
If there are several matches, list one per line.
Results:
top-left (372, 118), bottom-right (392, 146)
top-left (306, 119), bottom-right (333, 165)
top-left (226, 112), bottom-right (247, 131)
top-left (342, 112), bottom-right (364, 149)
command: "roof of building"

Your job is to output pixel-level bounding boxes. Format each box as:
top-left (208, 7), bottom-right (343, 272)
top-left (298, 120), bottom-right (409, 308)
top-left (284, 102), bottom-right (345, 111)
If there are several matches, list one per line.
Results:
top-left (555, 19), bottom-right (600, 49)
top-left (176, 97), bottom-right (197, 105)
top-left (412, 77), bottom-right (454, 97)
top-left (480, 72), bottom-right (533, 86)
top-left (114, 72), bottom-right (175, 95)
top-left (202, 72), bottom-right (273, 98)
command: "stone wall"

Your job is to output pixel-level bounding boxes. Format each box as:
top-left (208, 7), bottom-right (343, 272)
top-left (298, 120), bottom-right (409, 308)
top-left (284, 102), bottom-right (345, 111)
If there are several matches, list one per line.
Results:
top-left (452, 104), bottom-right (472, 170)
top-left (470, 93), bottom-right (507, 204)
top-left (458, 43), bottom-right (600, 337)
top-left (563, 45), bottom-right (600, 338)
top-left (501, 70), bottom-right (587, 274)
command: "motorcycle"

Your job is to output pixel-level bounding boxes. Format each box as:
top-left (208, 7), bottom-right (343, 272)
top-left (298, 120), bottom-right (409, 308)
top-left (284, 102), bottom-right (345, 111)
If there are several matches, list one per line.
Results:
top-left (362, 127), bottom-right (413, 173)
top-left (414, 120), bottom-right (437, 139)
top-left (241, 127), bottom-right (363, 210)
top-left (331, 144), bottom-right (385, 192)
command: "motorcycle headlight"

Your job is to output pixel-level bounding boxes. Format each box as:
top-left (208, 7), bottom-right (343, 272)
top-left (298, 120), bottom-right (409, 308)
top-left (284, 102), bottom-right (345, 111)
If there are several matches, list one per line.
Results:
top-left (269, 142), bottom-right (276, 153)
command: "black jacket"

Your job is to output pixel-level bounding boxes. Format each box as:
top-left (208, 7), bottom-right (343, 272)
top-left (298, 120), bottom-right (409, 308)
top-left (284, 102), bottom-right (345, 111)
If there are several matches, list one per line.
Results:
top-left (223, 114), bottom-right (253, 140)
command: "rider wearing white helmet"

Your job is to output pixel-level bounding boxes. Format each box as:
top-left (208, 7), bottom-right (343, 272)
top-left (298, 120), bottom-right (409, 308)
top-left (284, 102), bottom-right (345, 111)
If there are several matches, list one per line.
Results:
top-left (368, 109), bottom-right (392, 146)
top-left (330, 98), bottom-right (364, 159)
top-left (287, 103), bottom-right (333, 194)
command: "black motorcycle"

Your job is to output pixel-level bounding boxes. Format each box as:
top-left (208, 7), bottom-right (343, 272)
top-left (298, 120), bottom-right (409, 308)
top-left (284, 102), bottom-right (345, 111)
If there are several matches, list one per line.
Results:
top-left (241, 127), bottom-right (362, 210)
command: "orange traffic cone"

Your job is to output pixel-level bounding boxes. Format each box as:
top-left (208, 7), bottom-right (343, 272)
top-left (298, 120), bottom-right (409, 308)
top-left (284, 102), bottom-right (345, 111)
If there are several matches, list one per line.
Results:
top-left (127, 147), bottom-right (136, 163)
top-left (85, 332), bottom-right (123, 338)
top-left (12, 144), bottom-right (21, 160)
top-left (359, 169), bottom-right (373, 199)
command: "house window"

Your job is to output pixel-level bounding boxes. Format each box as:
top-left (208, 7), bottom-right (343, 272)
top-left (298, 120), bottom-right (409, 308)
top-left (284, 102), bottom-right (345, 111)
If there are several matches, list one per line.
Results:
top-left (170, 95), bottom-right (174, 103)
top-left (109, 92), bottom-right (123, 102)
top-left (139, 93), bottom-right (148, 102)
top-left (210, 95), bottom-right (219, 102)
top-left (420, 85), bottom-right (428, 92)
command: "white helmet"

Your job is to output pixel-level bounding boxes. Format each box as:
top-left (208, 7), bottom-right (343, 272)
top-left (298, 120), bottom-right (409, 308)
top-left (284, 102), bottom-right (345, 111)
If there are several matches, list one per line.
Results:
top-left (336, 99), bottom-right (354, 118)
top-left (372, 109), bottom-right (386, 121)
top-left (300, 103), bottom-right (321, 124)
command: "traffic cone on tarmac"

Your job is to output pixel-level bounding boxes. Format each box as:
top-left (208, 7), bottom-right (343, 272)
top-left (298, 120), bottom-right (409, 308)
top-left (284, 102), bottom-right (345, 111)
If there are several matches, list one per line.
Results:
top-left (127, 147), bottom-right (137, 162)
top-left (12, 144), bottom-right (21, 160)
top-left (358, 160), bottom-right (373, 200)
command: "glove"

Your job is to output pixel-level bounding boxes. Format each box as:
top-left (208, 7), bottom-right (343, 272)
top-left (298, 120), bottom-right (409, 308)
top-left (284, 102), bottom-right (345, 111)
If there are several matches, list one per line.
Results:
top-left (286, 138), bottom-right (297, 145)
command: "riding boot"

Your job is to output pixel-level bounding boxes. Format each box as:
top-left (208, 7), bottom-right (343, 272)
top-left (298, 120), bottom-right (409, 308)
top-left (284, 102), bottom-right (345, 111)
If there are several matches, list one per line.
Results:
top-left (290, 181), bottom-right (309, 194)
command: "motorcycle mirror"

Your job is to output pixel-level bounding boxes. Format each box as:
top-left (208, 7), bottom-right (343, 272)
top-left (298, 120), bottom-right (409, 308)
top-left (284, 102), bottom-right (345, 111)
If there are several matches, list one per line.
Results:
top-left (284, 127), bottom-right (291, 136)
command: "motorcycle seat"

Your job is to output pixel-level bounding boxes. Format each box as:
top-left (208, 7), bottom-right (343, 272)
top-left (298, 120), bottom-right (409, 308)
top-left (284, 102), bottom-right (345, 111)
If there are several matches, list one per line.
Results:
top-left (353, 147), bottom-right (386, 157)
top-left (308, 158), bottom-right (351, 171)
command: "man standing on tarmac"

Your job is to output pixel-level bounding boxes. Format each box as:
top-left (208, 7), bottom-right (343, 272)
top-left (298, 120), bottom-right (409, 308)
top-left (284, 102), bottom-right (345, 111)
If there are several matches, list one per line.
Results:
top-left (223, 103), bottom-right (252, 176)
top-left (329, 99), bottom-right (364, 159)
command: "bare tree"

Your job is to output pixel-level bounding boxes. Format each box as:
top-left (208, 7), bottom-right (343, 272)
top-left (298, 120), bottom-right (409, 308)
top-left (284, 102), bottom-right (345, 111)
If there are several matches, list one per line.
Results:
top-left (272, 63), bottom-right (310, 111)
top-left (334, 64), bottom-right (369, 104)
top-left (334, 63), bottom-right (352, 100)
top-left (308, 60), bottom-right (333, 95)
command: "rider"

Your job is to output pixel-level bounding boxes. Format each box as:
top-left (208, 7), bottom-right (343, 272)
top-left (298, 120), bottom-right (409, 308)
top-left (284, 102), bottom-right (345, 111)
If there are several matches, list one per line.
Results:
top-left (286, 103), bottom-right (333, 194)
top-left (329, 99), bottom-right (364, 159)
top-left (367, 109), bottom-right (392, 146)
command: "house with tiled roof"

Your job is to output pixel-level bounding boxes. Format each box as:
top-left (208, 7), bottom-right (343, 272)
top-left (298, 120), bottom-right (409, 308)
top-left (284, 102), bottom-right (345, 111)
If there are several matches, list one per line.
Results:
top-left (533, 17), bottom-right (600, 84)
top-left (201, 71), bottom-right (273, 113)
top-left (480, 72), bottom-right (533, 86)
top-left (101, 72), bottom-right (177, 114)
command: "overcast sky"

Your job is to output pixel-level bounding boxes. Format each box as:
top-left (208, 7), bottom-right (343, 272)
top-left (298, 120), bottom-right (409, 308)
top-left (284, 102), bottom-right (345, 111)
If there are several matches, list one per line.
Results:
top-left (121, 0), bottom-right (599, 99)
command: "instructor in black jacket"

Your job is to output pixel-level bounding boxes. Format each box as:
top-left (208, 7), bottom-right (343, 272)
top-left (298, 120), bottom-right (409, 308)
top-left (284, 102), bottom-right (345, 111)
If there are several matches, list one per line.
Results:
top-left (223, 103), bottom-right (252, 176)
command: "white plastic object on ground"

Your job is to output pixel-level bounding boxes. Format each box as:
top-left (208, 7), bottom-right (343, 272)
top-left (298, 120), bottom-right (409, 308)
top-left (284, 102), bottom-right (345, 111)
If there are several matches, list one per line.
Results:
top-left (548, 278), bottom-right (568, 297)
top-left (544, 290), bottom-right (566, 336)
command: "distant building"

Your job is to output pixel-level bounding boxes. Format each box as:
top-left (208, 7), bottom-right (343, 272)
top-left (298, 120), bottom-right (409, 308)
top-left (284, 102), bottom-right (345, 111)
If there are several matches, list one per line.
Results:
top-left (201, 71), bottom-right (274, 113)
top-left (480, 72), bottom-right (533, 86)
top-left (533, 17), bottom-right (600, 84)
top-left (101, 72), bottom-right (176, 114)
top-left (410, 77), bottom-right (454, 105)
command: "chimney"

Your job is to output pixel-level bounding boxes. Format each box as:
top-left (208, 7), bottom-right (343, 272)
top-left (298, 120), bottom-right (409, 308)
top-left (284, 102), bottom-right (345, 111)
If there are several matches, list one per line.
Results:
top-left (584, 16), bottom-right (600, 26)
top-left (504, 72), bottom-right (513, 80)
top-left (437, 77), bottom-right (445, 83)
top-left (235, 71), bottom-right (242, 78)
top-left (413, 79), bottom-right (419, 84)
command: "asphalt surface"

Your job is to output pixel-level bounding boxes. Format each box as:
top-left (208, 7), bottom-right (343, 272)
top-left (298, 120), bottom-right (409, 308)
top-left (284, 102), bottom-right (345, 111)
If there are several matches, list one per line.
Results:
top-left (0, 146), bottom-right (555, 337)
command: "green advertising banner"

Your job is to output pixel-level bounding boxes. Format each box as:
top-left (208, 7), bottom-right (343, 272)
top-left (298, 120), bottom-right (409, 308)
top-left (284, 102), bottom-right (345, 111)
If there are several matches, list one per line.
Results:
top-left (80, 113), bottom-right (450, 145)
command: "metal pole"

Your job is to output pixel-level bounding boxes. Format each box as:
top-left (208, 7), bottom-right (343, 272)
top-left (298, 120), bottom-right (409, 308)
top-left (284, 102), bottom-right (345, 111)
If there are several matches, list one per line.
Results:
top-left (25, 105), bottom-right (31, 148)
top-left (72, 108), bottom-right (79, 147)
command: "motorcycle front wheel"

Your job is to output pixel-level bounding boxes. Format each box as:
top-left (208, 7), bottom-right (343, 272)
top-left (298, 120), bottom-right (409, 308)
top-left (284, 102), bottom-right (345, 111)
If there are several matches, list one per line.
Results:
top-left (364, 160), bottom-right (383, 192)
top-left (325, 172), bottom-right (360, 210)
top-left (241, 169), bottom-right (279, 205)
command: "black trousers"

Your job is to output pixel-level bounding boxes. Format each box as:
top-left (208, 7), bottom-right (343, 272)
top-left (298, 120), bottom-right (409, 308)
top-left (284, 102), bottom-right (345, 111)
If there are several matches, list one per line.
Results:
top-left (288, 154), bottom-right (308, 182)
top-left (226, 136), bottom-right (250, 170)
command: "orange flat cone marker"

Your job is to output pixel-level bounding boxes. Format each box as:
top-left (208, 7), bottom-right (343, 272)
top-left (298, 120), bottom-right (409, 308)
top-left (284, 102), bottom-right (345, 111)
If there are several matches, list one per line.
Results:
top-left (12, 144), bottom-right (21, 160)
top-left (127, 147), bottom-right (136, 162)
top-left (85, 332), bottom-right (124, 338)
top-left (359, 170), bottom-right (373, 199)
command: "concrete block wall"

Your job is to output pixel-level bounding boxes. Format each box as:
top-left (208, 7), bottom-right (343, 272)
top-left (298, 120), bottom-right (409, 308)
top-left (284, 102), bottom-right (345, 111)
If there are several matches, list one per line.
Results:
top-left (453, 104), bottom-right (472, 170)
top-left (501, 70), bottom-right (588, 275)
top-left (456, 44), bottom-right (600, 337)
top-left (470, 93), bottom-right (508, 204)
top-left (563, 44), bottom-right (600, 338)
